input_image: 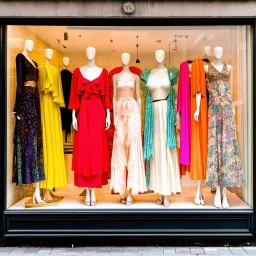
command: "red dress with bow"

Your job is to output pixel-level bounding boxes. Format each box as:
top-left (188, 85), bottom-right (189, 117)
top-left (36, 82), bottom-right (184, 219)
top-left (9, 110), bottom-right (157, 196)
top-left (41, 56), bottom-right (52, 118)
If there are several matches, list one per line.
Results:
top-left (69, 68), bottom-right (111, 187)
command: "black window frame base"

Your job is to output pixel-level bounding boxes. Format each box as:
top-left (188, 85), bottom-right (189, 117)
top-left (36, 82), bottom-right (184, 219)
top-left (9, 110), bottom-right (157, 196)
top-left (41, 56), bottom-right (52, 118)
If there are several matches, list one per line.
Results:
top-left (0, 17), bottom-right (256, 246)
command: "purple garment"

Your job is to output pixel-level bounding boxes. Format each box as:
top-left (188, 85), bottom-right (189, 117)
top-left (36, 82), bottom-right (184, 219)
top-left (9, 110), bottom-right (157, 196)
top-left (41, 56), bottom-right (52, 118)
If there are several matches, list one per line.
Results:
top-left (177, 61), bottom-right (191, 165)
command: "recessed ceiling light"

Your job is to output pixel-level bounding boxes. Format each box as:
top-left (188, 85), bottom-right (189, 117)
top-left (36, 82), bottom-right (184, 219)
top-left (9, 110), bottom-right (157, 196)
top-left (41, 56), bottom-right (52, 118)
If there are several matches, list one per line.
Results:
top-left (156, 40), bottom-right (161, 43)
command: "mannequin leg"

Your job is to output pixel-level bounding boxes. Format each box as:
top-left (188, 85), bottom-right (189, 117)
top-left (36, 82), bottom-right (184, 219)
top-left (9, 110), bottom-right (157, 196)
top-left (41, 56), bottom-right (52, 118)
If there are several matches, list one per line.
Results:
top-left (126, 189), bottom-right (133, 206)
top-left (214, 186), bottom-right (222, 208)
top-left (120, 193), bottom-right (126, 204)
top-left (85, 187), bottom-right (91, 206)
top-left (33, 182), bottom-right (44, 204)
top-left (43, 189), bottom-right (54, 203)
top-left (221, 187), bottom-right (230, 209)
top-left (163, 195), bottom-right (170, 208)
top-left (90, 188), bottom-right (96, 206)
top-left (156, 194), bottom-right (163, 205)
top-left (194, 181), bottom-right (204, 205)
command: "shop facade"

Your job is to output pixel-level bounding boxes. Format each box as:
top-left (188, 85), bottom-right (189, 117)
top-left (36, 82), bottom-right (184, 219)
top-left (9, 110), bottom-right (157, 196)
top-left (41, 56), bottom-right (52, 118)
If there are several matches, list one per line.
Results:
top-left (0, 0), bottom-right (255, 246)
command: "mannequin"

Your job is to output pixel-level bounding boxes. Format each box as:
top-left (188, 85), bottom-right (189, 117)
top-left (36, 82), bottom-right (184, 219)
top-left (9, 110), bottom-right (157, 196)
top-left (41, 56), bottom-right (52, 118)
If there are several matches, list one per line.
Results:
top-left (142, 50), bottom-right (181, 208)
top-left (71, 46), bottom-right (111, 206)
top-left (63, 57), bottom-right (70, 68)
top-left (110, 53), bottom-right (146, 205)
top-left (204, 46), bottom-right (232, 209)
top-left (61, 57), bottom-right (73, 139)
top-left (12, 39), bottom-right (45, 204)
top-left (204, 46), bottom-right (212, 58)
top-left (43, 48), bottom-right (54, 202)
top-left (39, 49), bottom-right (67, 202)
top-left (45, 48), bottom-right (53, 64)
top-left (191, 48), bottom-right (212, 206)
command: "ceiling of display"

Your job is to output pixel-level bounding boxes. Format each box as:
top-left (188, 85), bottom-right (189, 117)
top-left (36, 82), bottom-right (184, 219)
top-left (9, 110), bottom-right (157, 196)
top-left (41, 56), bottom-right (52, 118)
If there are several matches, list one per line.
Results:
top-left (25, 25), bottom-right (237, 57)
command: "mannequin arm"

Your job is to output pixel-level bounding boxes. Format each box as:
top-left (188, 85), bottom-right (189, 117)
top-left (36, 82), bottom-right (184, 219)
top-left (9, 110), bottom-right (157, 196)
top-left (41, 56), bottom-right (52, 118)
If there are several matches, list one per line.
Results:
top-left (194, 93), bottom-right (201, 122)
top-left (105, 109), bottom-right (110, 130)
top-left (112, 74), bottom-right (117, 129)
top-left (11, 112), bottom-right (16, 120)
top-left (135, 75), bottom-right (142, 115)
top-left (72, 110), bottom-right (78, 131)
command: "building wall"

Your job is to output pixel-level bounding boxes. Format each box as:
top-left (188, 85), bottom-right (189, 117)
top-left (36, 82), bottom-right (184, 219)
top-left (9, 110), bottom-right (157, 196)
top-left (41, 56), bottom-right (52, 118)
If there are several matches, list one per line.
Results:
top-left (0, 1), bottom-right (255, 18)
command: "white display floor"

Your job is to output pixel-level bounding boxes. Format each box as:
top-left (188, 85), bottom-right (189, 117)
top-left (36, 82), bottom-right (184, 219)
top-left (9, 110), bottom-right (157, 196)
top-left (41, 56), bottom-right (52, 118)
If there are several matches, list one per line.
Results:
top-left (8, 183), bottom-right (250, 210)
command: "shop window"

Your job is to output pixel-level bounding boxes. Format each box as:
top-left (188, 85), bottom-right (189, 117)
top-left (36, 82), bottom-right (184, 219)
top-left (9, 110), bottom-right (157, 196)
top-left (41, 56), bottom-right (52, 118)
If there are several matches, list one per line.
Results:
top-left (6, 25), bottom-right (253, 210)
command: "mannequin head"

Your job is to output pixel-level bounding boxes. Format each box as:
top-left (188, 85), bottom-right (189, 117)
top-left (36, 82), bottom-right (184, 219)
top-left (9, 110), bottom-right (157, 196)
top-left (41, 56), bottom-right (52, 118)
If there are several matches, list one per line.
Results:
top-left (155, 50), bottom-right (165, 63)
top-left (213, 46), bottom-right (223, 60)
top-left (86, 47), bottom-right (96, 60)
top-left (121, 53), bottom-right (130, 65)
top-left (63, 57), bottom-right (70, 67)
top-left (24, 39), bottom-right (34, 52)
top-left (204, 46), bottom-right (212, 57)
top-left (45, 48), bottom-right (53, 60)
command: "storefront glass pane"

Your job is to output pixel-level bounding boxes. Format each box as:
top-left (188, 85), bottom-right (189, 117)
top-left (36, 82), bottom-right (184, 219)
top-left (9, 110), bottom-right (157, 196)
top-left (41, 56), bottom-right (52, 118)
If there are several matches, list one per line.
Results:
top-left (6, 25), bottom-right (253, 210)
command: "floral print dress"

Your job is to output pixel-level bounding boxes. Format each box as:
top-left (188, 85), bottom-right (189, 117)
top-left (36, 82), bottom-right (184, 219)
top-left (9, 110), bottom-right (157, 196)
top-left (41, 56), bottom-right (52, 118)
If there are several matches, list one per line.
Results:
top-left (206, 63), bottom-right (245, 187)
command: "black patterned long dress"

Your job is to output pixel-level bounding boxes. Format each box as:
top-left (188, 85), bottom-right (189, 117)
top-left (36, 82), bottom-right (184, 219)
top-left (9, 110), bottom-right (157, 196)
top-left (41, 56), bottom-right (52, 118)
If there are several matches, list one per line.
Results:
top-left (12, 53), bottom-right (45, 185)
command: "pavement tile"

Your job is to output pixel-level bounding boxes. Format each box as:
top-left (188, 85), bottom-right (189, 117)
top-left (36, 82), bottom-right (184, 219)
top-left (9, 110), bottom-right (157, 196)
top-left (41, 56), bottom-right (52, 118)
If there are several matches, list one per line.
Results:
top-left (163, 250), bottom-right (176, 255)
top-left (37, 248), bottom-right (52, 252)
top-left (176, 248), bottom-right (190, 252)
top-left (138, 249), bottom-right (149, 252)
top-left (148, 251), bottom-right (163, 254)
top-left (25, 248), bottom-right (41, 254)
top-left (0, 248), bottom-right (15, 253)
top-left (203, 247), bottom-right (218, 255)
top-left (190, 248), bottom-right (204, 255)
top-left (243, 247), bottom-right (256, 254)
top-left (229, 247), bottom-right (247, 255)
top-left (216, 247), bottom-right (232, 255)
top-left (10, 248), bottom-right (27, 252)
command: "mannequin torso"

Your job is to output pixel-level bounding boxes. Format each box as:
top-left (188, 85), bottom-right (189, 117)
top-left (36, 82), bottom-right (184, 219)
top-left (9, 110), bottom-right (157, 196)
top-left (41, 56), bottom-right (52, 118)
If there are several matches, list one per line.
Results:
top-left (204, 61), bottom-right (232, 74)
top-left (79, 65), bottom-right (103, 81)
top-left (147, 68), bottom-right (170, 101)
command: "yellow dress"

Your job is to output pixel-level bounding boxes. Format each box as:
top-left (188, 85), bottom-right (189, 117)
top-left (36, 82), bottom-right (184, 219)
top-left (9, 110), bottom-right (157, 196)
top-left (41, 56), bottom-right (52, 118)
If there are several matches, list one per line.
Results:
top-left (38, 64), bottom-right (67, 189)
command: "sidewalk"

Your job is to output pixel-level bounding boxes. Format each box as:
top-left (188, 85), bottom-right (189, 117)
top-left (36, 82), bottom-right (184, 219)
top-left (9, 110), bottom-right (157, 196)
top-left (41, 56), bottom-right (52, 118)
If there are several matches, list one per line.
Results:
top-left (0, 246), bottom-right (256, 255)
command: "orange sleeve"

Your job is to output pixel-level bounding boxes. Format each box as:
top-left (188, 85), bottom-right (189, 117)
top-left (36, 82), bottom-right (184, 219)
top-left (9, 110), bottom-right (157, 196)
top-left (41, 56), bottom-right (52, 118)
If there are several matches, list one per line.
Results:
top-left (195, 59), bottom-right (201, 94)
top-left (199, 59), bottom-right (206, 97)
top-left (191, 61), bottom-right (197, 97)
top-left (68, 68), bottom-right (80, 110)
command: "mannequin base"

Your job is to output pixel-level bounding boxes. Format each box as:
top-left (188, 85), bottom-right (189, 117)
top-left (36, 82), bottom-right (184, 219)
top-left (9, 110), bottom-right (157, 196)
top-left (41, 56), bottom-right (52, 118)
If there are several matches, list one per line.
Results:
top-left (25, 197), bottom-right (64, 208)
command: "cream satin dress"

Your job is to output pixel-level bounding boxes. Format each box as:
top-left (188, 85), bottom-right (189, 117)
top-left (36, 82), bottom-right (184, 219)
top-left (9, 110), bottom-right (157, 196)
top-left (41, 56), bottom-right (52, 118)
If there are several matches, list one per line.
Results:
top-left (147, 69), bottom-right (181, 196)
